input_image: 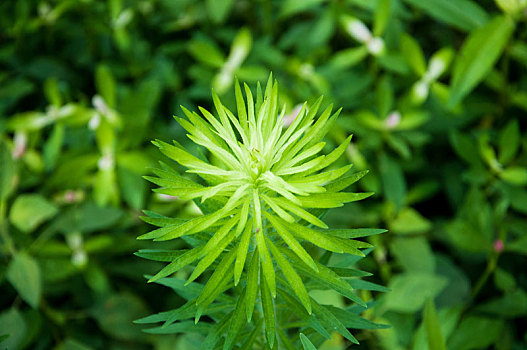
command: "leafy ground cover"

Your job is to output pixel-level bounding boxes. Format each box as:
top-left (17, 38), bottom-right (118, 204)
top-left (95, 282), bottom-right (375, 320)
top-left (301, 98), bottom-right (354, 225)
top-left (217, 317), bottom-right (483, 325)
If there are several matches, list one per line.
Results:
top-left (1, 0), bottom-right (527, 349)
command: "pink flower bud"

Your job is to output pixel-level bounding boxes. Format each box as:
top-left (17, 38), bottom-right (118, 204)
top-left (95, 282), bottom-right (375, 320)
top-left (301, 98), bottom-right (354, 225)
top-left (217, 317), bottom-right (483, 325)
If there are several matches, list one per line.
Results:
top-left (493, 239), bottom-right (504, 253)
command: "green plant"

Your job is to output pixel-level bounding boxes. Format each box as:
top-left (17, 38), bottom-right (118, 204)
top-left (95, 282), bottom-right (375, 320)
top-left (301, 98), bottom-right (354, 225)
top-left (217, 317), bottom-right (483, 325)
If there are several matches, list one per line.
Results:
top-left (136, 76), bottom-right (387, 349)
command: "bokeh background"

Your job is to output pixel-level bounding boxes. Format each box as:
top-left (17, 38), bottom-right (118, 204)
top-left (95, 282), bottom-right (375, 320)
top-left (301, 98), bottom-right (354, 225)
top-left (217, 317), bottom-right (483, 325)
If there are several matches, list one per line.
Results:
top-left (1, 0), bottom-right (527, 349)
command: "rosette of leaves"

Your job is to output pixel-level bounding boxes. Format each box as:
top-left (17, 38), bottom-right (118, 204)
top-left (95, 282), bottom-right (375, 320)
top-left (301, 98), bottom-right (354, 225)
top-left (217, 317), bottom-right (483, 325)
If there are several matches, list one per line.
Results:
top-left (136, 76), bottom-right (387, 349)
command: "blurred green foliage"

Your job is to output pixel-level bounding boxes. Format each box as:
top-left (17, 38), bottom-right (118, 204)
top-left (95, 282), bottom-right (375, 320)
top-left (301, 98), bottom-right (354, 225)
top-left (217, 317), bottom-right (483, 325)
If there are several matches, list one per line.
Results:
top-left (1, 0), bottom-right (527, 349)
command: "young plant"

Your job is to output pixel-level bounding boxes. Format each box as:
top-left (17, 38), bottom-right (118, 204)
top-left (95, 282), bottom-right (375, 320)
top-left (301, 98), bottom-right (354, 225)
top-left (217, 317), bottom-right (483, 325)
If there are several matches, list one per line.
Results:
top-left (136, 76), bottom-right (387, 349)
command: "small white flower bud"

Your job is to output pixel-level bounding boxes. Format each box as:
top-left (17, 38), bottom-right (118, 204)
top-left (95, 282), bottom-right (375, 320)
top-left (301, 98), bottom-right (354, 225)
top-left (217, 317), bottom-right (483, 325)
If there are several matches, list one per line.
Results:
top-left (385, 111), bottom-right (401, 129)
top-left (71, 250), bottom-right (88, 268)
top-left (426, 58), bottom-right (446, 81)
top-left (97, 154), bottom-right (114, 170)
top-left (12, 132), bottom-right (27, 159)
top-left (88, 113), bottom-right (101, 130)
top-left (66, 232), bottom-right (83, 250)
top-left (347, 19), bottom-right (372, 43)
top-left (367, 37), bottom-right (385, 56)
top-left (412, 80), bottom-right (430, 103)
top-left (92, 95), bottom-right (109, 115)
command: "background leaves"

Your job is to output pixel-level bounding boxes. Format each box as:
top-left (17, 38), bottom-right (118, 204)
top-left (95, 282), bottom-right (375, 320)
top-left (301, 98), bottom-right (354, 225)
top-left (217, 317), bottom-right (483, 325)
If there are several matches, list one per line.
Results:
top-left (1, 0), bottom-right (527, 349)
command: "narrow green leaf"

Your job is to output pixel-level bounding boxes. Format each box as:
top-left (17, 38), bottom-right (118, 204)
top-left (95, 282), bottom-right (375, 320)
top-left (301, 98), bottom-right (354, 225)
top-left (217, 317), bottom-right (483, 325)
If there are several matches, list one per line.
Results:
top-left (424, 299), bottom-right (447, 350)
top-left (234, 78), bottom-right (248, 134)
top-left (195, 274), bottom-right (233, 323)
top-left (134, 249), bottom-right (187, 262)
top-left (280, 247), bottom-right (367, 307)
top-left (400, 33), bottom-right (426, 76)
top-left (373, 0), bottom-right (391, 36)
top-left (325, 169), bottom-right (369, 193)
top-left (264, 212), bottom-right (318, 272)
top-left (449, 16), bottom-right (515, 106)
top-left (299, 192), bottom-right (373, 208)
top-left (402, 0), bottom-right (489, 32)
top-left (0, 142), bottom-right (16, 201)
top-left (271, 196), bottom-right (328, 228)
top-left (194, 248), bottom-right (236, 299)
top-left (256, 223), bottom-right (276, 297)
top-left (239, 319), bottom-right (262, 350)
top-left (261, 270), bottom-right (276, 348)
top-left (201, 312), bottom-right (232, 350)
top-left (234, 218), bottom-right (253, 286)
top-left (312, 299), bottom-right (359, 344)
top-left (323, 228), bottom-right (387, 239)
top-left (307, 135), bottom-right (352, 175)
top-left (224, 290), bottom-right (247, 350)
top-left (148, 247), bottom-right (203, 283)
top-left (300, 333), bottom-right (317, 350)
top-left (267, 238), bottom-right (311, 314)
top-left (498, 119), bottom-right (520, 165)
top-left (281, 219), bottom-right (367, 256)
top-left (245, 252), bottom-right (259, 322)
top-left (144, 321), bottom-right (211, 334)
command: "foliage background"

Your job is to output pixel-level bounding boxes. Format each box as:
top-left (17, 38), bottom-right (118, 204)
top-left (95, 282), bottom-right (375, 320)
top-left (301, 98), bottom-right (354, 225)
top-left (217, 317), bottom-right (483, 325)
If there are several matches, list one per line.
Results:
top-left (1, 0), bottom-right (527, 349)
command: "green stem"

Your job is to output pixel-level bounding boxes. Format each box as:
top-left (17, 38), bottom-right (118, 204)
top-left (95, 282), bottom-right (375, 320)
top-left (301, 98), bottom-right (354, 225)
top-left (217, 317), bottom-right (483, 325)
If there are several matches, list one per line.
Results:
top-left (0, 199), bottom-right (16, 256)
top-left (471, 252), bottom-right (499, 300)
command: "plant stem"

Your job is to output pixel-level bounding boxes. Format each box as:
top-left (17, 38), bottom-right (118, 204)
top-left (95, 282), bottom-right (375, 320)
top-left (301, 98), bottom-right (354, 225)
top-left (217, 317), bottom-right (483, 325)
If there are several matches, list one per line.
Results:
top-left (0, 199), bottom-right (16, 255)
top-left (471, 252), bottom-right (499, 300)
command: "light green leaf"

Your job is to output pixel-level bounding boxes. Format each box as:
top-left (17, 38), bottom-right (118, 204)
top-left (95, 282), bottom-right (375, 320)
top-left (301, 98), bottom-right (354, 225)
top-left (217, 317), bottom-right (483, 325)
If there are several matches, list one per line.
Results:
top-left (9, 194), bottom-right (58, 233)
top-left (498, 119), bottom-right (520, 165)
top-left (299, 192), bottom-right (373, 208)
top-left (448, 317), bottom-right (503, 350)
top-left (325, 169), bottom-right (369, 193)
top-left (280, 0), bottom-right (327, 18)
top-left (401, 33), bottom-right (426, 76)
top-left (384, 273), bottom-right (448, 313)
top-left (311, 300), bottom-right (358, 344)
top-left (300, 333), bottom-right (317, 350)
top-left (0, 142), bottom-right (16, 201)
top-left (264, 212), bottom-right (318, 271)
top-left (148, 246), bottom-right (203, 283)
top-left (260, 272), bottom-right (276, 348)
top-left (373, 0), bottom-right (392, 36)
top-left (223, 289), bottom-right (246, 350)
top-left (424, 299), bottom-right (447, 350)
top-left (271, 196), bottom-right (328, 228)
top-left (206, 0), bottom-right (235, 23)
top-left (0, 308), bottom-right (27, 350)
top-left (324, 228), bottom-right (387, 238)
top-left (449, 130), bottom-right (481, 166)
top-left (234, 218), bottom-right (253, 285)
top-left (245, 252), bottom-right (259, 322)
top-left (267, 238), bottom-right (311, 314)
top-left (134, 249), bottom-right (187, 262)
top-left (188, 40), bottom-right (225, 67)
top-left (280, 247), bottom-right (367, 307)
top-left (390, 237), bottom-right (435, 273)
top-left (256, 224), bottom-right (276, 297)
top-left (389, 207), bottom-right (431, 234)
top-left (95, 64), bottom-right (116, 108)
top-left (379, 153), bottom-right (406, 210)
top-left (193, 249), bottom-right (236, 302)
top-left (201, 313), bottom-right (232, 350)
top-left (449, 16), bottom-right (515, 106)
top-left (402, 0), bottom-right (489, 32)
top-left (282, 219), bottom-right (368, 256)
top-left (500, 167), bottom-right (527, 186)
top-left (7, 253), bottom-right (41, 308)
